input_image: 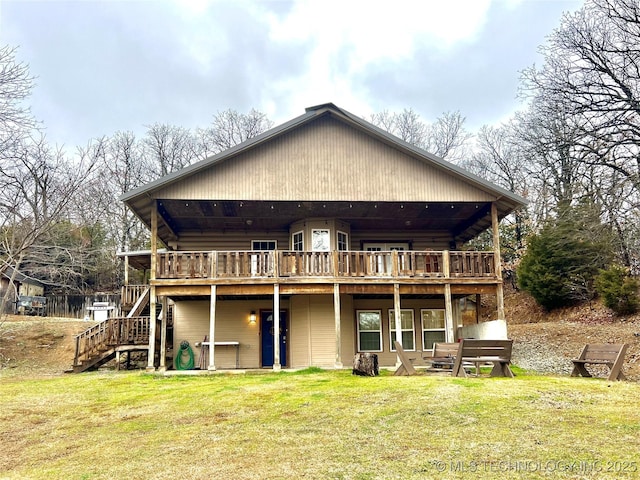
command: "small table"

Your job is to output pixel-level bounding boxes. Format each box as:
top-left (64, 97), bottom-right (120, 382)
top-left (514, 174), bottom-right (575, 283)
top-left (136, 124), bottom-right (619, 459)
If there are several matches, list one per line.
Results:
top-left (202, 341), bottom-right (240, 368)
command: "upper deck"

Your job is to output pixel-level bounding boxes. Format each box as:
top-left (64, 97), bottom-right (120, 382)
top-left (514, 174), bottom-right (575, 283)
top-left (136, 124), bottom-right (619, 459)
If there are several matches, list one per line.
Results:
top-left (153, 249), bottom-right (496, 284)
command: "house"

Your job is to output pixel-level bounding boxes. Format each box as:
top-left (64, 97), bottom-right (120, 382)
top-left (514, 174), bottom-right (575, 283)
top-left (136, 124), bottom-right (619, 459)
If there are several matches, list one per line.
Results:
top-left (76, 103), bottom-right (526, 372)
top-left (1, 267), bottom-right (45, 314)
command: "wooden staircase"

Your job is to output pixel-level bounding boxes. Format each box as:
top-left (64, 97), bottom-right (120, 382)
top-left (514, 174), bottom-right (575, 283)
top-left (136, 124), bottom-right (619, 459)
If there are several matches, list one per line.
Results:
top-left (72, 316), bottom-right (152, 372)
top-left (72, 287), bottom-right (156, 373)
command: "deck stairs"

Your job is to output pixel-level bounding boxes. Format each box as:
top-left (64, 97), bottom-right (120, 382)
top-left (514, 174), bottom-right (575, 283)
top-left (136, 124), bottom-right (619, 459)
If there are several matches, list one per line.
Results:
top-left (72, 289), bottom-right (156, 373)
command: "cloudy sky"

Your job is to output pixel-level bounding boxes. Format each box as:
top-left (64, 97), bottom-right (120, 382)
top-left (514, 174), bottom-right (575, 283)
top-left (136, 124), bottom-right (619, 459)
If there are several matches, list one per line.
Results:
top-left (2, 0), bottom-right (584, 149)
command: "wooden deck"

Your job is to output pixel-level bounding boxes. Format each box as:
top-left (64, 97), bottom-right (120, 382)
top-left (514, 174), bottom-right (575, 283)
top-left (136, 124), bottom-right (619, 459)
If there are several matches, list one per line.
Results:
top-left (155, 250), bottom-right (496, 282)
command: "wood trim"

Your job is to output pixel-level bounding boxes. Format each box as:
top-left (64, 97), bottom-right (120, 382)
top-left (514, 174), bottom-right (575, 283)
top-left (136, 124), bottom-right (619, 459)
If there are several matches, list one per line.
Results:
top-left (334, 283), bottom-right (342, 368)
top-left (208, 285), bottom-right (216, 370)
top-left (492, 202), bottom-right (505, 320)
top-left (273, 284), bottom-right (281, 371)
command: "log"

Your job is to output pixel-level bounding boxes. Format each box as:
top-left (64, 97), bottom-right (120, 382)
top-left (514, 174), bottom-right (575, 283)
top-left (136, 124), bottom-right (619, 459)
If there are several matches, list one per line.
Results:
top-left (352, 353), bottom-right (379, 376)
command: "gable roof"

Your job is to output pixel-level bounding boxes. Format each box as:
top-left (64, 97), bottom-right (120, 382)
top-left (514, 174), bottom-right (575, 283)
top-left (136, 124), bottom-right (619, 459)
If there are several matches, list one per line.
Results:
top-left (121, 103), bottom-right (526, 210)
top-left (1, 266), bottom-right (44, 288)
top-left (120, 103), bottom-right (527, 243)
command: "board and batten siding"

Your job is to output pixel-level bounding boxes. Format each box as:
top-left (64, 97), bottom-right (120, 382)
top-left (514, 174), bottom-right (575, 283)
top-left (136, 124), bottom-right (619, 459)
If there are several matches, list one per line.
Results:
top-left (349, 230), bottom-right (454, 250)
top-left (173, 300), bottom-right (275, 369)
top-left (309, 295), bottom-right (338, 367)
top-left (175, 231), bottom-right (290, 251)
top-left (281, 294), bottom-right (357, 368)
top-left (174, 228), bottom-right (452, 252)
top-left (172, 296), bottom-right (454, 370)
top-left (289, 296), bottom-right (311, 368)
top-left (353, 298), bottom-right (449, 366)
top-left (156, 117), bottom-right (496, 203)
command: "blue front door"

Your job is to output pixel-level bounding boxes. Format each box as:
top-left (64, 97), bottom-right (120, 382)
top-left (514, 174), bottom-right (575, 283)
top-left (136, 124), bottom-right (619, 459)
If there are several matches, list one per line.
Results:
top-left (261, 311), bottom-right (287, 367)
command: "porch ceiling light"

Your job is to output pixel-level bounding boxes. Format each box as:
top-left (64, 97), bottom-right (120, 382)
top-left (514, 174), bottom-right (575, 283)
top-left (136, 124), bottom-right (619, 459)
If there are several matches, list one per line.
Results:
top-left (249, 311), bottom-right (257, 324)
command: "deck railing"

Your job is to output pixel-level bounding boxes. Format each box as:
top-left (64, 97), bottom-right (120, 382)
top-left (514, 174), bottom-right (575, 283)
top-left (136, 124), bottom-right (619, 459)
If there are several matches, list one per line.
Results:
top-left (155, 250), bottom-right (496, 280)
top-left (73, 316), bottom-right (150, 366)
top-left (121, 284), bottom-right (149, 306)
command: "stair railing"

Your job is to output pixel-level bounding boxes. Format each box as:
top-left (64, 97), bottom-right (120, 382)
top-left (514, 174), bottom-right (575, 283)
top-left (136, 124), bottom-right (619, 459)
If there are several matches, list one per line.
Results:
top-left (74, 316), bottom-right (150, 367)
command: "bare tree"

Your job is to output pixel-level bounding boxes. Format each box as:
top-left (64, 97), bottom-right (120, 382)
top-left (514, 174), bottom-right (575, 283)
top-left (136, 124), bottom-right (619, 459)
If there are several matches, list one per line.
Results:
top-left (143, 124), bottom-right (197, 178)
top-left (196, 108), bottom-right (274, 157)
top-left (519, 0), bottom-right (640, 267)
top-left (470, 122), bottom-right (531, 256)
top-left (369, 108), bottom-right (472, 162)
top-left (521, 0), bottom-right (640, 194)
top-left (90, 132), bottom-right (149, 252)
top-left (428, 111), bottom-right (473, 163)
top-left (1, 134), bottom-right (98, 311)
top-left (0, 46), bottom-right (36, 141)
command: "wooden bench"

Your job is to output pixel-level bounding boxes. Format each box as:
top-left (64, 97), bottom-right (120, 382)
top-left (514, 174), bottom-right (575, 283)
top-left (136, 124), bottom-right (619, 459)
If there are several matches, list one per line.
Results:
top-left (393, 341), bottom-right (417, 376)
top-left (571, 344), bottom-right (628, 381)
top-left (451, 339), bottom-right (514, 378)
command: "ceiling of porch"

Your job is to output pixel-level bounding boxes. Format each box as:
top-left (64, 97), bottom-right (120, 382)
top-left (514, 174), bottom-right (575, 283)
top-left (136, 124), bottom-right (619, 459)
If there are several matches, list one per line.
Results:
top-left (155, 199), bottom-right (494, 243)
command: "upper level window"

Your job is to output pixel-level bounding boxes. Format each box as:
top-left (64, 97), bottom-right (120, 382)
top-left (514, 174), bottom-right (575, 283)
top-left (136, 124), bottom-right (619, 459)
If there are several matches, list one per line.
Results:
top-left (312, 229), bottom-right (330, 252)
top-left (252, 240), bottom-right (277, 250)
top-left (337, 231), bottom-right (349, 251)
top-left (292, 231), bottom-right (303, 251)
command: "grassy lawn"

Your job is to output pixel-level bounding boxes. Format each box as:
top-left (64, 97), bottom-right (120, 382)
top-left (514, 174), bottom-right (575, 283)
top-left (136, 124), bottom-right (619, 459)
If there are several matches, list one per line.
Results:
top-left (1, 368), bottom-right (639, 479)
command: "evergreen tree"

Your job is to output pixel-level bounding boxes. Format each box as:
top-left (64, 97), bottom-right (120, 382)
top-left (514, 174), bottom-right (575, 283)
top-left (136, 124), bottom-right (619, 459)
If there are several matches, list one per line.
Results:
top-left (518, 202), bottom-right (614, 310)
top-left (595, 265), bottom-right (639, 316)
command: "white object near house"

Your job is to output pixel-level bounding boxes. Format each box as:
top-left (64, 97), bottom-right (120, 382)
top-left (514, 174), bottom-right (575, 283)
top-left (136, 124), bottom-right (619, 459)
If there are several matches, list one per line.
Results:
top-left (459, 319), bottom-right (508, 340)
top-left (87, 301), bottom-right (115, 322)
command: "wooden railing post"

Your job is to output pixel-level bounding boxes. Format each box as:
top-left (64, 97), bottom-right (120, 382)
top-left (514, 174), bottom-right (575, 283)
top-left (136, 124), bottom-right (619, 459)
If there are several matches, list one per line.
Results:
top-left (443, 250), bottom-right (450, 278)
top-left (273, 250), bottom-right (279, 278)
top-left (391, 250), bottom-right (399, 277)
top-left (492, 202), bottom-right (505, 320)
top-left (74, 336), bottom-right (81, 366)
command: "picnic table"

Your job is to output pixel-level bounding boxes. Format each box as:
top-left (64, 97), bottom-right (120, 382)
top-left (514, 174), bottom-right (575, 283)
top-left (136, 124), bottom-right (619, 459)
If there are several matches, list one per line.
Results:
top-left (451, 339), bottom-right (514, 378)
top-left (394, 340), bottom-right (514, 378)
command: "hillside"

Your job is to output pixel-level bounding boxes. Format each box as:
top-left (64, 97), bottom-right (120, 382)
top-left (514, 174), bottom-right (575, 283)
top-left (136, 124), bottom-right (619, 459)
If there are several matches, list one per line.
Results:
top-left (504, 290), bottom-right (640, 380)
top-left (1, 289), bottom-right (639, 380)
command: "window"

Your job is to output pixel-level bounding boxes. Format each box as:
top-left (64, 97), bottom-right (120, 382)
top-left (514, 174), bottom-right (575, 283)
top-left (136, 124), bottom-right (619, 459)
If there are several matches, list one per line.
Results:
top-left (337, 231), bottom-right (349, 251)
top-left (389, 309), bottom-right (415, 351)
top-left (250, 241), bottom-right (276, 275)
top-left (421, 309), bottom-right (446, 350)
top-left (363, 243), bottom-right (409, 274)
top-left (251, 240), bottom-right (277, 250)
top-left (357, 310), bottom-right (382, 352)
top-left (312, 229), bottom-right (330, 251)
top-left (292, 231), bottom-right (304, 251)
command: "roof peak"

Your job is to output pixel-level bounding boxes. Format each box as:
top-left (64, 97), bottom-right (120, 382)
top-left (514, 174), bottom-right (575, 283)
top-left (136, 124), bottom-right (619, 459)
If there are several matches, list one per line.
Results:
top-left (305, 102), bottom-right (340, 113)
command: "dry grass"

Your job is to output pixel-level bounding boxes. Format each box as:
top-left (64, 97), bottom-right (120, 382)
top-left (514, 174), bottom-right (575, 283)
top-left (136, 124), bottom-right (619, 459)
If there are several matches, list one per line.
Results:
top-left (1, 369), bottom-right (639, 479)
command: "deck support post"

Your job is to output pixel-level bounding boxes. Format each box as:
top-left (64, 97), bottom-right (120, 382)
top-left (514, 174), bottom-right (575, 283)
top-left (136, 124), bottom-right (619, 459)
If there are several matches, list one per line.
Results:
top-left (273, 283), bottom-right (281, 371)
top-left (444, 284), bottom-right (454, 342)
top-left (146, 201), bottom-right (158, 372)
top-left (123, 255), bottom-right (129, 287)
top-left (333, 283), bottom-right (343, 369)
top-left (159, 295), bottom-right (167, 372)
top-left (491, 203), bottom-right (505, 321)
top-left (393, 283), bottom-right (403, 366)
top-left (208, 285), bottom-right (216, 371)
top-left (146, 287), bottom-right (157, 371)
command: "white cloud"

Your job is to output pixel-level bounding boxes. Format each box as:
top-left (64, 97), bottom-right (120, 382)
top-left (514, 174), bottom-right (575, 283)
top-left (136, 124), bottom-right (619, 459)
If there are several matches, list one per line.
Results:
top-left (262, 0), bottom-right (494, 122)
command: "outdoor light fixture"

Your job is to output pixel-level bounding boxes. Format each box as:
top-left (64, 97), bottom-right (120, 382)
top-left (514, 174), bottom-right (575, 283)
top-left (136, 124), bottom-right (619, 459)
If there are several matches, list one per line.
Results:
top-left (249, 311), bottom-right (257, 324)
